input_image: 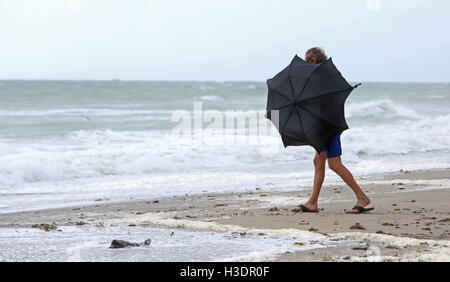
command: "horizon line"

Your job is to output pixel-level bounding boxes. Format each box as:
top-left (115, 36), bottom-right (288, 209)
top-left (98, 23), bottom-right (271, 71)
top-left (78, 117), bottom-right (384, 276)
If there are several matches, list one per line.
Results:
top-left (0, 79), bottom-right (448, 84)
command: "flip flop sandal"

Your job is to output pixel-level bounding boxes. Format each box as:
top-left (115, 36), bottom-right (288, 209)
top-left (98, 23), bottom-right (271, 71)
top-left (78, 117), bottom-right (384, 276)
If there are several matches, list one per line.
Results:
top-left (291, 204), bottom-right (319, 213)
top-left (345, 206), bottom-right (375, 214)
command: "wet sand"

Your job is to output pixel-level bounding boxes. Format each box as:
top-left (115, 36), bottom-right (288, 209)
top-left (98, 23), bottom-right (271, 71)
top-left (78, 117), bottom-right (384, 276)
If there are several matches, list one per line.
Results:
top-left (1, 168), bottom-right (449, 261)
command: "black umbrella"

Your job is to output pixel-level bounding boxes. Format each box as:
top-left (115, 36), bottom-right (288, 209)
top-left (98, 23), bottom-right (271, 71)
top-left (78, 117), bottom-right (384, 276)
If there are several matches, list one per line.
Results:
top-left (266, 55), bottom-right (360, 153)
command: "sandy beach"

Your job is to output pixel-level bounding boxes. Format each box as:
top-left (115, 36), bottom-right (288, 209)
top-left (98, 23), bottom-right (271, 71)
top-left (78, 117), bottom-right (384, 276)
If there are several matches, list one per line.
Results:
top-left (1, 0), bottom-right (449, 266)
top-left (0, 168), bottom-right (448, 262)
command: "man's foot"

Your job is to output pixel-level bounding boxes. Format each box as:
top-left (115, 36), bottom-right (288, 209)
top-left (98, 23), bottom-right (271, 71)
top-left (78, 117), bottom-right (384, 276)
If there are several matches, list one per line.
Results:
top-left (345, 206), bottom-right (374, 214)
top-left (346, 197), bottom-right (373, 214)
top-left (356, 196), bottom-right (371, 208)
top-left (291, 203), bottom-right (318, 213)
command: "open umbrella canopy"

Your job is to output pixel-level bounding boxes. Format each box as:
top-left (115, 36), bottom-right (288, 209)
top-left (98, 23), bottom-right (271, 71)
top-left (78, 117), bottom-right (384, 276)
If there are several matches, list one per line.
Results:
top-left (266, 55), bottom-right (360, 153)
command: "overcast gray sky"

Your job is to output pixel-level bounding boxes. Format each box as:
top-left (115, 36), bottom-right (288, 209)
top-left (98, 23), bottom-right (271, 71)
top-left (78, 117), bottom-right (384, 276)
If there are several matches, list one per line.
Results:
top-left (0, 0), bottom-right (449, 82)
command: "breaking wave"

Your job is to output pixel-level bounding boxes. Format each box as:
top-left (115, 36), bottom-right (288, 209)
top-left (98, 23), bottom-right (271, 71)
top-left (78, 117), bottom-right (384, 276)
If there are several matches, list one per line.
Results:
top-left (1, 111), bottom-right (449, 187)
top-left (346, 99), bottom-right (423, 119)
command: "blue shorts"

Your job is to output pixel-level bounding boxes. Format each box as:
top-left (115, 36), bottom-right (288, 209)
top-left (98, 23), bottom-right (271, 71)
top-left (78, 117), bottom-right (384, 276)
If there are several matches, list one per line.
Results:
top-left (322, 133), bottom-right (342, 158)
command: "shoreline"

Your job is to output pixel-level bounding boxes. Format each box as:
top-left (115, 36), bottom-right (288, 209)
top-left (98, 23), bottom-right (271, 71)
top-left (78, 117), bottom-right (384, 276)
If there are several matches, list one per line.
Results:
top-left (1, 168), bottom-right (449, 261)
top-left (1, 166), bottom-right (448, 216)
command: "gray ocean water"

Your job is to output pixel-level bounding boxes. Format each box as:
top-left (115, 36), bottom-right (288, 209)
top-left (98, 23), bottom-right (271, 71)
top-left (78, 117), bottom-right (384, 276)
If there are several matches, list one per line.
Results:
top-left (0, 81), bottom-right (449, 213)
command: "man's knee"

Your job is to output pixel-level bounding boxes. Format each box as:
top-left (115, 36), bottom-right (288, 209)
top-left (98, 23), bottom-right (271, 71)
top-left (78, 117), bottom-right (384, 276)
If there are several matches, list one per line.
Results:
top-left (313, 155), bottom-right (325, 169)
top-left (327, 159), bottom-right (341, 171)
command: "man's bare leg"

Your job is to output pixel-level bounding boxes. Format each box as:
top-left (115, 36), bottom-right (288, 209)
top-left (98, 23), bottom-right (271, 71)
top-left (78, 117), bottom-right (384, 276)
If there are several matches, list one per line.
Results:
top-left (327, 156), bottom-right (371, 210)
top-left (292, 151), bottom-right (326, 211)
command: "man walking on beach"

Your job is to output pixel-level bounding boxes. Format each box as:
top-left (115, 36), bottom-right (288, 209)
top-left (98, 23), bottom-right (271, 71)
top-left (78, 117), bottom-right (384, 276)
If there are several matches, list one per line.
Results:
top-left (291, 47), bottom-right (373, 214)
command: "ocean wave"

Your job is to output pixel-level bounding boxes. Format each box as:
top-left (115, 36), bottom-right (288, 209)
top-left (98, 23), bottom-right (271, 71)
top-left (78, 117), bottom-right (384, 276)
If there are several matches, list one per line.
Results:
top-left (199, 86), bottom-right (215, 91)
top-left (343, 113), bottom-right (450, 156)
top-left (1, 111), bottom-right (449, 187)
top-left (0, 129), bottom-right (274, 186)
top-left (346, 99), bottom-right (423, 119)
top-left (200, 95), bottom-right (221, 101)
top-left (0, 109), bottom-right (173, 117)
